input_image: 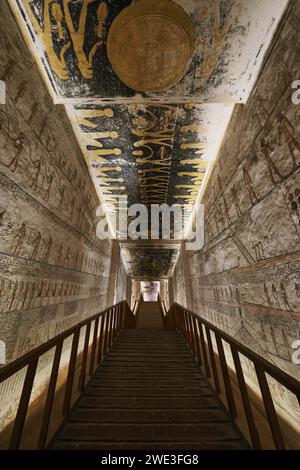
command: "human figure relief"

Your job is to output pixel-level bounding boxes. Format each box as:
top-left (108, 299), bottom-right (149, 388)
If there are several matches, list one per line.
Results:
top-left (11, 223), bottom-right (27, 256)
top-left (63, 0), bottom-right (108, 79)
top-left (9, 134), bottom-right (31, 173)
top-left (272, 284), bottom-right (281, 310)
top-left (222, 194), bottom-right (231, 225)
top-left (260, 137), bottom-right (282, 185)
top-left (65, 246), bottom-right (71, 267)
top-left (21, 281), bottom-right (30, 309)
top-left (43, 167), bottom-right (54, 201)
top-left (28, 282), bottom-right (36, 308)
top-left (57, 185), bottom-right (66, 210)
top-left (253, 96), bottom-right (269, 128)
top-left (280, 283), bottom-right (291, 311)
top-left (24, 0), bottom-right (71, 80)
top-left (230, 186), bottom-right (242, 216)
top-left (277, 112), bottom-right (300, 169)
top-left (9, 281), bottom-right (19, 311)
top-left (264, 283), bottom-right (272, 308)
top-left (69, 196), bottom-right (76, 219)
top-left (30, 231), bottom-right (42, 261)
top-left (289, 188), bottom-right (300, 226)
top-left (1, 120), bottom-right (31, 173)
top-left (56, 243), bottom-right (63, 265)
top-left (43, 236), bottom-right (53, 263)
top-left (30, 158), bottom-right (43, 190)
top-left (0, 110), bottom-right (10, 151)
top-left (242, 167), bottom-right (257, 205)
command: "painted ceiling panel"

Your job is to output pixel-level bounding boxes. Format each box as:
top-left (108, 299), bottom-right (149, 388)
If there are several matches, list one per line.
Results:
top-left (9, 0), bottom-right (289, 279)
top-left (10, 0), bottom-right (288, 103)
top-left (68, 102), bottom-right (233, 221)
top-left (120, 243), bottom-right (181, 279)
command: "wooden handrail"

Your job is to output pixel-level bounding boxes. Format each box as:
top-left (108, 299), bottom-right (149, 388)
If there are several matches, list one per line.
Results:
top-left (158, 294), bottom-right (167, 317)
top-left (0, 301), bottom-right (135, 450)
top-left (165, 302), bottom-right (300, 450)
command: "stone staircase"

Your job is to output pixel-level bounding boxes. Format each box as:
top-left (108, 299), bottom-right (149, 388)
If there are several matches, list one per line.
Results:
top-left (52, 329), bottom-right (247, 450)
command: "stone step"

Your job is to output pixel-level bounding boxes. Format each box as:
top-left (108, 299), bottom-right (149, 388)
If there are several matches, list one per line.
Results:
top-left (99, 363), bottom-right (200, 372)
top-left (94, 371), bottom-right (202, 380)
top-left (69, 408), bottom-right (229, 424)
top-left (84, 386), bottom-right (214, 397)
top-left (118, 333), bottom-right (180, 338)
top-left (104, 356), bottom-right (195, 364)
top-left (53, 440), bottom-right (246, 450)
top-left (107, 352), bottom-right (191, 359)
top-left (109, 350), bottom-right (189, 356)
top-left (116, 340), bottom-right (183, 346)
top-left (77, 395), bottom-right (222, 409)
top-left (90, 379), bottom-right (207, 388)
top-left (56, 422), bottom-right (241, 442)
top-left (121, 330), bottom-right (178, 334)
top-left (112, 344), bottom-right (188, 351)
top-left (115, 336), bottom-right (180, 346)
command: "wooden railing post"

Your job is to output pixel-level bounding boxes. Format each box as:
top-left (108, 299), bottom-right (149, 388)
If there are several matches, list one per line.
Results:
top-left (175, 306), bottom-right (181, 332)
top-left (183, 310), bottom-right (189, 344)
top-left (192, 317), bottom-right (203, 367)
top-left (231, 345), bottom-right (261, 450)
top-left (9, 358), bottom-right (39, 450)
top-left (254, 364), bottom-right (285, 450)
top-left (117, 304), bottom-right (122, 334)
top-left (89, 318), bottom-right (99, 375)
top-left (186, 311), bottom-right (193, 347)
top-left (215, 333), bottom-right (236, 419)
top-left (103, 311), bottom-right (109, 356)
top-left (109, 307), bottom-right (115, 347)
top-left (110, 307), bottom-right (115, 347)
top-left (198, 321), bottom-right (211, 378)
top-left (78, 323), bottom-right (91, 391)
top-left (63, 329), bottom-right (80, 415)
top-left (123, 302), bottom-right (126, 327)
top-left (205, 326), bottom-right (220, 394)
top-left (97, 314), bottom-right (105, 365)
top-left (188, 314), bottom-right (196, 358)
top-left (38, 340), bottom-right (63, 449)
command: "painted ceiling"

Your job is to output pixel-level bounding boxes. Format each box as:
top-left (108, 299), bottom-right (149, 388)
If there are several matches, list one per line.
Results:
top-left (9, 0), bottom-right (289, 279)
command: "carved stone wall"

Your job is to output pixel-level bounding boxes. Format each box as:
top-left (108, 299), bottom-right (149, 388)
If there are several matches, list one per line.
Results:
top-left (0, 2), bottom-right (128, 433)
top-left (171, 1), bottom-right (300, 423)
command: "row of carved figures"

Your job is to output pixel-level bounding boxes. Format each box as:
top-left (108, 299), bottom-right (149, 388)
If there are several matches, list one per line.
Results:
top-left (8, 221), bottom-right (106, 275)
top-left (0, 277), bottom-right (104, 313)
top-left (205, 110), bottom-right (300, 240)
top-left (195, 281), bottom-right (297, 312)
top-left (0, 109), bottom-right (101, 244)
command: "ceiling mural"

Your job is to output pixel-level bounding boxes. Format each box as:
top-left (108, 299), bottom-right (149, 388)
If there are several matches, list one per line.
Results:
top-left (120, 242), bottom-right (181, 279)
top-left (68, 102), bottom-right (233, 221)
top-left (10, 0), bottom-right (288, 103)
top-left (8, 0), bottom-right (289, 278)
